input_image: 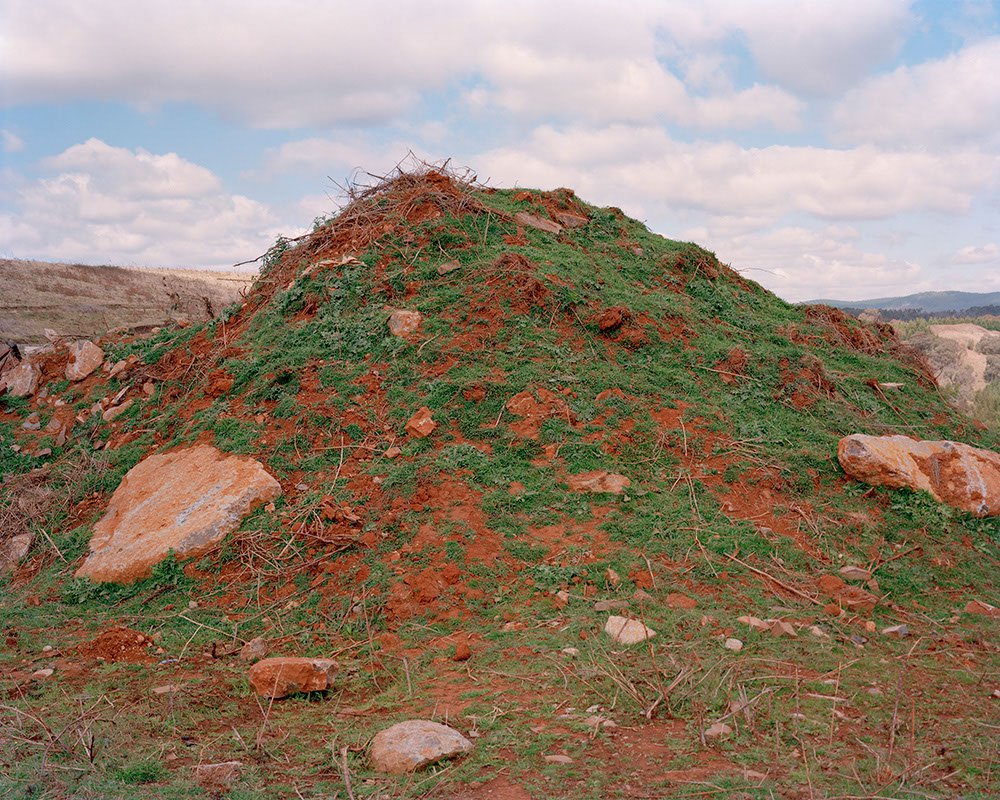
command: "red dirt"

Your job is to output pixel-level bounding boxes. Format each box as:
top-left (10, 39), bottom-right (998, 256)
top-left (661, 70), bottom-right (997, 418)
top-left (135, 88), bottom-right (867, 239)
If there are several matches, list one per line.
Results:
top-left (76, 627), bottom-right (155, 663)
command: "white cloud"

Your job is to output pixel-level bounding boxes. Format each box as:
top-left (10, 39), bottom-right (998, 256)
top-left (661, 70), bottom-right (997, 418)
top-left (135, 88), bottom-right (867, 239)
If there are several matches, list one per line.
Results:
top-left (1, 129), bottom-right (24, 152)
top-left (832, 37), bottom-right (1000, 146)
top-left (475, 124), bottom-right (998, 222)
top-left (1, 139), bottom-right (280, 267)
top-left (951, 242), bottom-right (1000, 264)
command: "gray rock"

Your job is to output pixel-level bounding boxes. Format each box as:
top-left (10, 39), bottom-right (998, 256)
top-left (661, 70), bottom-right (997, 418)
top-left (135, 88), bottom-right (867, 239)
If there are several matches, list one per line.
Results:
top-left (65, 340), bottom-right (104, 381)
top-left (1, 362), bottom-right (40, 397)
top-left (604, 615), bottom-right (656, 645)
top-left (370, 720), bottom-right (473, 774)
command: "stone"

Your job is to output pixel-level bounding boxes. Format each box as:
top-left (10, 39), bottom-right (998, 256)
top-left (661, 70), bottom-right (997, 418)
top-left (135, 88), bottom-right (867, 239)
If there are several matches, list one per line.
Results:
top-left (453, 641), bottom-right (472, 661)
top-left (22, 412), bottom-right (41, 430)
top-left (514, 211), bottom-right (563, 235)
top-left (75, 444), bottom-right (281, 583)
top-left (818, 574), bottom-right (877, 613)
top-left (543, 754), bottom-right (574, 764)
top-left (65, 340), bottom-right (104, 381)
top-left (384, 445), bottom-right (402, 459)
top-left (387, 309), bottom-right (423, 337)
top-left (604, 615), bottom-right (656, 645)
top-left (405, 406), bottom-right (436, 438)
top-left (593, 599), bottom-right (630, 612)
top-left (838, 434), bottom-right (1000, 517)
top-left (724, 638), bottom-right (744, 651)
top-left (738, 615), bottom-right (770, 631)
top-left (152, 684), bottom-right (183, 695)
top-left (0, 533), bottom-right (34, 573)
top-left (881, 624), bottom-right (909, 637)
top-left (248, 657), bottom-right (337, 698)
top-left (370, 720), bottom-right (473, 774)
top-left (839, 565), bottom-right (872, 581)
top-left (239, 636), bottom-right (268, 662)
top-left (102, 399), bottom-right (133, 422)
top-left (552, 210), bottom-right (589, 229)
top-left (193, 761), bottom-right (243, 788)
top-left (964, 599), bottom-right (1000, 617)
top-left (566, 471), bottom-right (630, 494)
top-left (32, 668), bottom-right (54, 679)
top-left (770, 620), bottom-right (797, 637)
top-left (437, 260), bottom-right (460, 275)
top-left (1, 362), bottom-right (40, 397)
top-left (703, 722), bottom-right (732, 739)
top-left (666, 592), bottom-right (698, 610)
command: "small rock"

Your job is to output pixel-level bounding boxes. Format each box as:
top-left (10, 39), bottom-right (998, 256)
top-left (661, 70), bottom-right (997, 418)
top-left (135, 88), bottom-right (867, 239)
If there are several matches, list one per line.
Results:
top-left (604, 615), bottom-right (656, 645)
top-left (605, 567), bottom-right (621, 587)
top-left (593, 599), bottom-right (630, 612)
top-left (744, 769), bottom-right (768, 781)
top-left (964, 599), bottom-right (1000, 617)
top-left (703, 722), bottom-right (732, 739)
top-left (387, 309), bottom-right (423, 337)
top-left (566, 471), bottom-right (630, 494)
top-left (384, 445), bottom-right (402, 459)
top-left (769, 620), bottom-right (797, 638)
top-left (864, 620), bottom-right (877, 633)
top-left (21, 413), bottom-right (41, 431)
top-left (101, 399), bottom-right (133, 422)
top-left (42, 645), bottom-right (53, 652)
top-left (561, 647), bottom-right (579, 657)
top-left (839, 565), bottom-right (872, 581)
top-left (724, 638), bottom-right (743, 651)
top-left (0, 533), bottom-right (34, 572)
top-left (193, 761), bottom-right (242, 788)
top-left (514, 211), bottom-right (563, 235)
top-left (152, 684), bottom-right (183, 695)
top-left (881, 624), bottom-right (909, 637)
top-left (65, 340), bottom-right (104, 381)
top-left (666, 592), bottom-right (698, 610)
top-left (554, 589), bottom-right (570, 607)
top-left (808, 625), bottom-right (830, 639)
top-left (405, 406), bottom-right (436, 438)
top-left (544, 754), bottom-right (574, 764)
top-left (453, 642), bottom-right (472, 662)
top-left (32, 668), bottom-right (54, 679)
top-left (248, 657), bottom-right (337, 698)
top-left (142, 381), bottom-right (156, 396)
top-left (370, 720), bottom-right (473, 774)
top-left (738, 615), bottom-right (770, 631)
top-left (437, 260), bottom-right (460, 275)
top-left (239, 637), bottom-right (268, 662)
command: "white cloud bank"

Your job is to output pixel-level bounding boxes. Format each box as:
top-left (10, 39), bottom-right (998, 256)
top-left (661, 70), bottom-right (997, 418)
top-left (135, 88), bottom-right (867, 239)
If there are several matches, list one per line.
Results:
top-left (1, 139), bottom-right (279, 267)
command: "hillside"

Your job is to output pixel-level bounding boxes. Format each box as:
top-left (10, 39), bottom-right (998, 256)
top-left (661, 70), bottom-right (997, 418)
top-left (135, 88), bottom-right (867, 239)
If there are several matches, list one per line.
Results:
top-left (1, 168), bottom-right (998, 799)
top-left (0, 259), bottom-right (254, 345)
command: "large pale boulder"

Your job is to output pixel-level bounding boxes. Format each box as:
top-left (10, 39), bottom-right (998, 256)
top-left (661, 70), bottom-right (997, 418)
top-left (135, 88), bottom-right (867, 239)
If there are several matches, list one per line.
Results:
top-left (65, 340), bottom-right (104, 381)
top-left (1, 362), bottom-right (40, 397)
top-left (370, 720), bottom-right (473, 774)
top-left (838, 434), bottom-right (1000, 517)
top-left (76, 444), bottom-right (281, 582)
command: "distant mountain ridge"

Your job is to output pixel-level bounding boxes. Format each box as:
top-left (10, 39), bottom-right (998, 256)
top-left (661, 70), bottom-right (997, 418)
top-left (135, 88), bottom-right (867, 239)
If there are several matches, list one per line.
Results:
top-left (807, 290), bottom-right (1000, 314)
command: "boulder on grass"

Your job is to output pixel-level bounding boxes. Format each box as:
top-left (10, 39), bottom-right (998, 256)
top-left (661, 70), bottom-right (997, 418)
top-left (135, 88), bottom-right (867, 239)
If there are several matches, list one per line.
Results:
top-left (1, 362), bottom-right (40, 398)
top-left (65, 340), bottom-right (104, 381)
top-left (370, 720), bottom-right (473, 774)
top-left (838, 434), bottom-right (1000, 517)
top-left (249, 657), bottom-right (337, 698)
top-left (75, 444), bottom-right (281, 583)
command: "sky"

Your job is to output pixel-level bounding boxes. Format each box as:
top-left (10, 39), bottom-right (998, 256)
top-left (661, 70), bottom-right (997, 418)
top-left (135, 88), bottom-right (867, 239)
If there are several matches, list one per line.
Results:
top-left (1, 0), bottom-right (999, 303)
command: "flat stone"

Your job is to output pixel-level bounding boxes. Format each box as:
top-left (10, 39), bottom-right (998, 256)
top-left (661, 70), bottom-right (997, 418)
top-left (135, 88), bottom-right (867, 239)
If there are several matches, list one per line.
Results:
top-left (248, 657), bottom-right (337, 698)
top-left (839, 565), bottom-right (872, 581)
top-left (604, 615), bottom-right (656, 645)
top-left (102, 399), bottom-right (134, 422)
top-left (738, 615), bottom-right (770, 631)
top-left (437, 260), bottom-right (461, 275)
top-left (769, 620), bottom-right (797, 637)
top-left (32, 668), bottom-right (54, 679)
top-left (724, 638), bottom-right (744, 651)
top-left (1, 362), bottom-right (40, 397)
top-left (593, 599), bottom-right (631, 612)
top-left (552, 210), bottom-right (589, 229)
top-left (405, 406), bottom-right (436, 438)
top-left (388, 309), bottom-right (423, 337)
top-left (543, 754), bottom-right (574, 764)
top-left (75, 444), bottom-right (281, 583)
top-left (514, 211), bottom-right (563, 235)
top-left (838, 434), bottom-right (1000, 517)
top-left (566, 471), bottom-right (630, 494)
top-left (65, 340), bottom-right (104, 381)
top-left (0, 533), bottom-right (34, 572)
top-left (193, 761), bottom-right (242, 788)
top-left (704, 722), bottom-right (732, 739)
top-left (370, 719), bottom-right (473, 774)
top-left (881, 624), bottom-right (909, 637)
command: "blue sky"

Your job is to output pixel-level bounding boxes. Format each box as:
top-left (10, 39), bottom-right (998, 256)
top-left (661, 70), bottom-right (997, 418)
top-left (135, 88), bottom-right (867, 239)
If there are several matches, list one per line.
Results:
top-left (2, 0), bottom-right (999, 302)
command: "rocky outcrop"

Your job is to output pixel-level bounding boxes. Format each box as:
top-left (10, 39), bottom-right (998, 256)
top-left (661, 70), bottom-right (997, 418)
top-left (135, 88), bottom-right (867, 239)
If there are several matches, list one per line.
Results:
top-left (370, 720), bottom-right (473, 774)
top-left (248, 657), bottom-right (337, 698)
top-left (76, 444), bottom-right (282, 582)
top-left (838, 434), bottom-right (1000, 517)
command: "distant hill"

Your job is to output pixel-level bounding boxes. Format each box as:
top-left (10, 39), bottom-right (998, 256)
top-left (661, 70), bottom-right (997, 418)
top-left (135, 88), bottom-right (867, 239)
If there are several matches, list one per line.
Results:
top-left (0, 259), bottom-right (255, 344)
top-left (807, 290), bottom-right (1000, 314)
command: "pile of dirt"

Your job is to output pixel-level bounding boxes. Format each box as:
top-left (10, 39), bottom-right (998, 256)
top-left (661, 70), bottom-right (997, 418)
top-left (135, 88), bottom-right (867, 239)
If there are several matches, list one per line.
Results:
top-left (0, 163), bottom-right (997, 799)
